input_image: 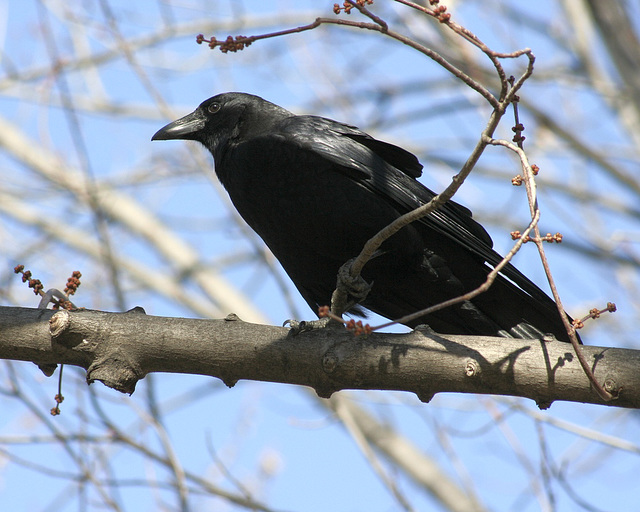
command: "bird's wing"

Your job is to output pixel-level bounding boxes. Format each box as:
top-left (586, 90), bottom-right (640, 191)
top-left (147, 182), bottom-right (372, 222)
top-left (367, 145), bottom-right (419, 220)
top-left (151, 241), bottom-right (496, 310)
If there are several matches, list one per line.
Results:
top-left (278, 115), bottom-right (554, 305)
top-left (293, 116), bottom-right (424, 178)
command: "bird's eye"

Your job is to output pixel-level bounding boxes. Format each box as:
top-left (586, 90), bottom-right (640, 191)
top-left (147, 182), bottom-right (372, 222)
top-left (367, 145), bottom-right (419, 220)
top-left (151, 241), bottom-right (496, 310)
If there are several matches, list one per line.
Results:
top-left (208, 102), bottom-right (221, 114)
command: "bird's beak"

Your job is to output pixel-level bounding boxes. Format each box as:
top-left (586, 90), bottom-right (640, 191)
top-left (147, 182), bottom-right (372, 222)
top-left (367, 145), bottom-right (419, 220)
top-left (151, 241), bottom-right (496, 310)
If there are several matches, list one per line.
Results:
top-left (151, 110), bottom-right (205, 141)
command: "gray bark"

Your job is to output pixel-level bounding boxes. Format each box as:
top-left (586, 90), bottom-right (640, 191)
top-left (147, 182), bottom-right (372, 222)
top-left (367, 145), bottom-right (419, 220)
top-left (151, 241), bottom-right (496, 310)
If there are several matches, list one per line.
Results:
top-left (0, 306), bottom-right (635, 408)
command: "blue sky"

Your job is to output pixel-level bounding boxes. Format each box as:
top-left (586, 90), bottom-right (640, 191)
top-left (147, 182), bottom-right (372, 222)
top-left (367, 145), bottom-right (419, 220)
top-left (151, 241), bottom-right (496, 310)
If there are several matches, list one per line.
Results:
top-left (1, 1), bottom-right (639, 511)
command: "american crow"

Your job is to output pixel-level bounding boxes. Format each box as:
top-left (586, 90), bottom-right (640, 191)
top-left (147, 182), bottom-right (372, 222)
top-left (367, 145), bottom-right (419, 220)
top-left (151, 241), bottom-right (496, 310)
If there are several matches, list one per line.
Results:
top-left (153, 92), bottom-right (576, 342)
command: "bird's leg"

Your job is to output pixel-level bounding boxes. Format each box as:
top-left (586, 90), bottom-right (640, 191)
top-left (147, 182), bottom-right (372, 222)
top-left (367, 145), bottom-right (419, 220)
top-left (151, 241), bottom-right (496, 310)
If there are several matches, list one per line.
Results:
top-left (331, 258), bottom-right (373, 317)
top-left (285, 260), bottom-right (373, 336)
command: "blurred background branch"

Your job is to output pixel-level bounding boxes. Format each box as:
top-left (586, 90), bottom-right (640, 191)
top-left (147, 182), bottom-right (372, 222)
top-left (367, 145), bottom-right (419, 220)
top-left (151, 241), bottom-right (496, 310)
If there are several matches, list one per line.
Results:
top-left (1, 1), bottom-right (639, 511)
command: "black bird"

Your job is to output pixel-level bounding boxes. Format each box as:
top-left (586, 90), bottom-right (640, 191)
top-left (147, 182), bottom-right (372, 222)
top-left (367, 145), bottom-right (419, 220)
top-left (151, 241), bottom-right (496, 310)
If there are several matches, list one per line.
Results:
top-left (153, 92), bottom-right (576, 342)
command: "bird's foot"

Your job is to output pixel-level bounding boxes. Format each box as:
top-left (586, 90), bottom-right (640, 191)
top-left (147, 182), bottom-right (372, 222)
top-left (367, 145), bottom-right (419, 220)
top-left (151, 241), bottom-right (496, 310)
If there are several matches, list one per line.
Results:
top-left (284, 316), bottom-right (335, 336)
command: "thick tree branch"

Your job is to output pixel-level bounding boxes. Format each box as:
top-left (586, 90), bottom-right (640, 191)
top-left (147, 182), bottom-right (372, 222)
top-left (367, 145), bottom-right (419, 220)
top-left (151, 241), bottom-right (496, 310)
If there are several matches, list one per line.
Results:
top-left (0, 306), bottom-right (635, 408)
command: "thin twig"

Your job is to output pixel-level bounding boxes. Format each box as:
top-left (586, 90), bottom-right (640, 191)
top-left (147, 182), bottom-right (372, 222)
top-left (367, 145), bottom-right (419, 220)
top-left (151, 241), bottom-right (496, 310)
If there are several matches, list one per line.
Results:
top-left (486, 138), bottom-right (614, 402)
top-left (202, 14), bottom-right (500, 107)
top-left (392, 0), bottom-right (534, 102)
top-left (346, 0), bottom-right (389, 31)
top-left (501, 93), bottom-right (614, 401)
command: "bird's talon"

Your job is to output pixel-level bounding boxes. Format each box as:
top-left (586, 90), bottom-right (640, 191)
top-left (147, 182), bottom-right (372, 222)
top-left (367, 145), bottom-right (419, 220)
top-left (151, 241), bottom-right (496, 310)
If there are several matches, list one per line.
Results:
top-left (285, 316), bottom-right (332, 336)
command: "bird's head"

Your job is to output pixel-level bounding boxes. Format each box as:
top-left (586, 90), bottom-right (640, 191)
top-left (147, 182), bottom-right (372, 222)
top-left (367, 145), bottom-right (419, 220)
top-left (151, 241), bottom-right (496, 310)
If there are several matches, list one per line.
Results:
top-left (152, 92), bottom-right (290, 161)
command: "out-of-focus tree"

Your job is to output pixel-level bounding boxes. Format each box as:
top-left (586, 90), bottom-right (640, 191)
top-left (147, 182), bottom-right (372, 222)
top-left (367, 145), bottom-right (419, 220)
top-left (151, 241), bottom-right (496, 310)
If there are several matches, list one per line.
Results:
top-left (0, 1), bottom-right (639, 511)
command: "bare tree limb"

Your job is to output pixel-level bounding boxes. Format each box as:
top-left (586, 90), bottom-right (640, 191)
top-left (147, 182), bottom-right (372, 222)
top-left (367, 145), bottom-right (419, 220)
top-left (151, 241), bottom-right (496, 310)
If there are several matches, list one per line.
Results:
top-left (0, 306), bottom-right (635, 408)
